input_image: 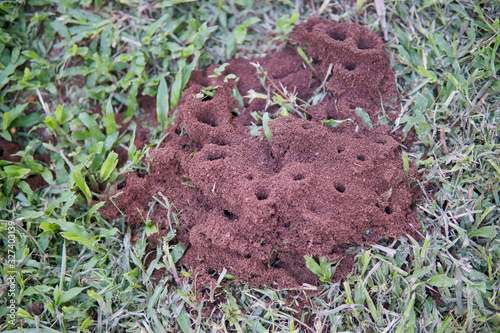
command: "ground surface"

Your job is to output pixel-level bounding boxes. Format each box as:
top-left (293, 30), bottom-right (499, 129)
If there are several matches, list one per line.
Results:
top-left (1, 1), bottom-right (499, 332)
top-left (107, 19), bottom-right (419, 287)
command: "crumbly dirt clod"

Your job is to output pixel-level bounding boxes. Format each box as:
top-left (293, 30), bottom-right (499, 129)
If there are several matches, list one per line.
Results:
top-left (105, 19), bottom-right (418, 287)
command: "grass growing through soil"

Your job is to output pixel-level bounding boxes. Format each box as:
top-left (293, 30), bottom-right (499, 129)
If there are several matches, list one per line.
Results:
top-left (1, 0), bottom-right (499, 332)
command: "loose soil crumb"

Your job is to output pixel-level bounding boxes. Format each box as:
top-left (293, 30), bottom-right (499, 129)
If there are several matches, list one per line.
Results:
top-left (105, 19), bottom-right (418, 287)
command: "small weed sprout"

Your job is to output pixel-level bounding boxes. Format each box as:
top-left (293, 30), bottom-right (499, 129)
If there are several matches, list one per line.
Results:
top-left (195, 85), bottom-right (221, 101)
top-left (249, 111), bottom-right (272, 142)
top-left (208, 63), bottom-right (230, 78)
top-left (273, 13), bottom-right (300, 41)
top-left (304, 255), bottom-right (339, 283)
top-left (297, 46), bottom-right (315, 72)
top-left (246, 62), bottom-right (313, 141)
top-left (322, 118), bottom-right (353, 128)
top-left (382, 188), bottom-right (393, 201)
top-left (247, 61), bottom-right (311, 118)
top-left (355, 107), bottom-right (373, 130)
top-left (208, 62), bottom-right (238, 82)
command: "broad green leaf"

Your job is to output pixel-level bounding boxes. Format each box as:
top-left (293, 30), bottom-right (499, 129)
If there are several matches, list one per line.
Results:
top-left (0, 53), bottom-right (26, 91)
top-left (488, 159), bottom-right (500, 176)
top-left (86, 201), bottom-right (106, 222)
top-left (232, 88), bottom-right (244, 107)
top-left (40, 222), bottom-right (59, 232)
top-left (434, 34), bottom-right (452, 56)
top-left (54, 104), bottom-right (64, 124)
top-left (79, 113), bottom-right (105, 141)
top-left (100, 151), bottom-right (118, 181)
top-left (209, 63), bottom-right (229, 78)
top-left (364, 289), bottom-right (377, 320)
top-left (3, 165), bottom-right (30, 178)
top-left (18, 180), bottom-right (34, 201)
top-left (100, 25), bottom-right (111, 57)
top-left (469, 226), bottom-right (497, 238)
top-left (304, 255), bottom-right (322, 277)
top-left (479, 205), bottom-right (496, 224)
top-left (240, 17), bottom-right (261, 28)
top-left (22, 50), bottom-right (51, 66)
top-left (290, 13), bottom-right (300, 24)
top-left (296, 46), bottom-right (307, 59)
top-left (71, 170), bottom-right (92, 205)
top-left (421, 235), bottom-right (430, 258)
top-left (105, 99), bottom-right (117, 135)
top-left (0, 131), bottom-right (12, 141)
top-left (170, 68), bottom-right (183, 108)
top-left (262, 112), bottom-right (272, 140)
top-left (355, 107), bottom-right (373, 129)
top-left (22, 285), bottom-right (54, 297)
top-left (402, 152), bottom-right (409, 177)
top-left (51, 20), bottom-right (70, 39)
top-left (104, 131), bottom-right (119, 152)
top-left (417, 66), bottom-right (437, 82)
top-left (53, 285), bottom-right (61, 307)
top-left (176, 307), bottom-right (191, 333)
top-left (274, 14), bottom-right (300, 34)
top-left (360, 250), bottom-right (372, 276)
top-left (87, 289), bottom-right (104, 304)
top-left (61, 232), bottom-right (97, 251)
top-left (58, 287), bottom-right (87, 305)
top-left (12, 111), bottom-right (44, 129)
top-left (191, 23), bottom-right (218, 48)
top-left (145, 13), bottom-right (170, 41)
top-left (157, 77), bottom-right (170, 130)
top-left (407, 266), bottom-right (433, 280)
top-left (98, 227), bottom-right (119, 238)
top-left (44, 116), bottom-right (59, 131)
top-left (322, 118), bottom-right (352, 128)
top-left (427, 274), bottom-right (456, 288)
top-left (233, 25), bottom-right (248, 44)
top-left (145, 223), bottom-right (158, 236)
top-left (249, 125), bottom-right (261, 137)
top-left (445, 72), bottom-right (460, 88)
top-left (171, 243), bottom-right (186, 263)
top-left (20, 210), bottom-right (44, 219)
top-left (126, 81), bottom-right (140, 116)
top-left (3, 102), bottom-right (29, 131)
top-left (17, 308), bottom-right (33, 320)
top-left (231, 17), bottom-right (261, 45)
top-left (436, 318), bottom-right (452, 333)
top-left (47, 218), bottom-right (91, 240)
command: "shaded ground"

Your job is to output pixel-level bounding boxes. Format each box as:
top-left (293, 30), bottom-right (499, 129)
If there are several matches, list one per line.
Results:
top-left (105, 19), bottom-right (419, 287)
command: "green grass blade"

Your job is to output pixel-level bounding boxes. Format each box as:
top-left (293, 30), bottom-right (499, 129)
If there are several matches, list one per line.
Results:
top-left (157, 77), bottom-right (170, 131)
top-left (71, 169), bottom-right (92, 205)
top-left (355, 107), bottom-right (373, 129)
top-left (104, 99), bottom-right (117, 135)
top-left (100, 151), bottom-right (118, 181)
top-left (79, 113), bottom-right (105, 141)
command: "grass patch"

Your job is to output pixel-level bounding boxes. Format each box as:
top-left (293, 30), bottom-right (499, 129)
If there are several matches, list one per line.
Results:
top-left (0, 0), bottom-right (499, 332)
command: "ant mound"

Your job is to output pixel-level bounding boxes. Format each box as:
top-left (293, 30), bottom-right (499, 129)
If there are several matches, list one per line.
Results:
top-left (106, 18), bottom-right (418, 287)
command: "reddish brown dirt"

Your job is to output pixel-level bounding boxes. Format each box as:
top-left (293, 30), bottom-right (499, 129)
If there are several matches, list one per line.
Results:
top-left (105, 19), bottom-right (419, 287)
top-left (0, 138), bottom-right (23, 163)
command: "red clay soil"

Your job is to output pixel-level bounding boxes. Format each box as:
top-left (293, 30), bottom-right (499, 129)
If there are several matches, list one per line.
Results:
top-left (105, 18), bottom-right (419, 287)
